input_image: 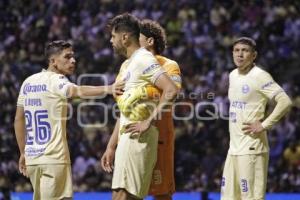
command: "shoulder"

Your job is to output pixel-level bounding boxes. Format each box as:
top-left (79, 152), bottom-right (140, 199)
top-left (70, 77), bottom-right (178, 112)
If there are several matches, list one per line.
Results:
top-left (163, 57), bottom-right (179, 68)
top-left (250, 66), bottom-right (273, 80)
top-left (135, 48), bottom-right (156, 61)
top-left (229, 68), bottom-right (238, 79)
top-left (121, 59), bottom-right (130, 67)
top-left (136, 48), bottom-right (153, 57)
top-left (22, 72), bottom-right (43, 84)
top-left (44, 72), bottom-right (72, 91)
top-left (49, 72), bottom-right (69, 82)
top-left (133, 48), bottom-right (159, 70)
top-left (251, 66), bottom-right (268, 75)
top-left (156, 55), bottom-right (180, 74)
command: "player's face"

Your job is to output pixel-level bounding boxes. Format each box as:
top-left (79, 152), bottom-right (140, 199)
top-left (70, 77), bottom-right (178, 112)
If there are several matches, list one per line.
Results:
top-left (233, 43), bottom-right (257, 70)
top-left (110, 28), bottom-right (126, 56)
top-left (53, 48), bottom-right (76, 75)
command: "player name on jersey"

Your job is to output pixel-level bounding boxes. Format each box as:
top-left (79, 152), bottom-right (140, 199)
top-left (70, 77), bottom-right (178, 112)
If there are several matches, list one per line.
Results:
top-left (25, 98), bottom-right (42, 106)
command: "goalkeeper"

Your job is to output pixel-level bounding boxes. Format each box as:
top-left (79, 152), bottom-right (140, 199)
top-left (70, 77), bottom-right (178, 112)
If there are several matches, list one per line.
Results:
top-left (102, 19), bottom-right (181, 200)
top-left (101, 14), bottom-right (178, 200)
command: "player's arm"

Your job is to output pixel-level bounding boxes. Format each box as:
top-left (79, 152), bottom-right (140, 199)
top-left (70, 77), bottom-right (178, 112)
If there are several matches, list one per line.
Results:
top-left (146, 62), bottom-right (182, 99)
top-left (243, 72), bottom-right (292, 134)
top-left (243, 92), bottom-right (292, 134)
top-left (14, 106), bottom-right (28, 177)
top-left (101, 118), bottom-right (120, 173)
top-left (150, 73), bottom-right (178, 119)
top-left (67, 80), bottom-right (124, 98)
top-left (261, 91), bottom-right (292, 130)
top-left (166, 61), bottom-right (182, 89)
top-left (125, 73), bottom-right (178, 134)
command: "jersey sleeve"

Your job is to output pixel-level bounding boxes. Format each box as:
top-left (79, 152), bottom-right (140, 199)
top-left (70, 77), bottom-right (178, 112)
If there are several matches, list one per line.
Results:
top-left (164, 61), bottom-right (182, 89)
top-left (139, 54), bottom-right (166, 85)
top-left (256, 71), bottom-right (284, 100)
top-left (145, 60), bottom-right (182, 99)
top-left (17, 82), bottom-right (25, 107)
top-left (49, 74), bottom-right (74, 98)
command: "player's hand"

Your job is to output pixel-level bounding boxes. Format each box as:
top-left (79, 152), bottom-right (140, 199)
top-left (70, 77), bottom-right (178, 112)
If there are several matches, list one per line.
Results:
top-left (19, 154), bottom-right (28, 177)
top-left (100, 148), bottom-right (115, 173)
top-left (242, 121), bottom-right (265, 134)
top-left (125, 119), bottom-right (151, 138)
top-left (110, 80), bottom-right (125, 97)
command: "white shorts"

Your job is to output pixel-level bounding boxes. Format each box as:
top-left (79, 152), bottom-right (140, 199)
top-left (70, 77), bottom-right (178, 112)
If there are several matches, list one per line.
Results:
top-left (27, 164), bottom-right (73, 200)
top-left (221, 153), bottom-right (269, 200)
top-left (112, 125), bottom-right (158, 199)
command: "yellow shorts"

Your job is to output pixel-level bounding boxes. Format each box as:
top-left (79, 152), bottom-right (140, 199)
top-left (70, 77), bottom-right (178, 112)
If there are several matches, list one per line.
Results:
top-left (221, 153), bottom-right (268, 200)
top-left (27, 164), bottom-right (73, 200)
top-left (112, 125), bottom-right (158, 199)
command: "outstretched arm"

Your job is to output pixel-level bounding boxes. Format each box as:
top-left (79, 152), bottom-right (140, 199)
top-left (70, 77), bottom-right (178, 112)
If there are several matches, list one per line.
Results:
top-left (67, 80), bottom-right (124, 98)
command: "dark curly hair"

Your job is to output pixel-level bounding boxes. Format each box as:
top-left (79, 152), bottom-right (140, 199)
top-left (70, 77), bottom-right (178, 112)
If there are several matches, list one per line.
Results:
top-left (140, 19), bottom-right (167, 54)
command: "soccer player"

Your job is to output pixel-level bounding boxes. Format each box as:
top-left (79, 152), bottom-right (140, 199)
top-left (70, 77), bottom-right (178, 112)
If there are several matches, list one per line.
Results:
top-left (139, 19), bottom-right (181, 200)
top-left (101, 13), bottom-right (178, 200)
top-left (221, 37), bottom-right (292, 200)
top-left (14, 40), bottom-right (124, 200)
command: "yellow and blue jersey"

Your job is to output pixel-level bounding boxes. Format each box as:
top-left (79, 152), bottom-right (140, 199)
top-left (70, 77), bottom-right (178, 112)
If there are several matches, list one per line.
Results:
top-left (17, 69), bottom-right (74, 165)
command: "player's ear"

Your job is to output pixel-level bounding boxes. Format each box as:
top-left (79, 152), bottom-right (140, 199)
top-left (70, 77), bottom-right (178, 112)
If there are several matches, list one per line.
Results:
top-left (122, 33), bottom-right (128, 42)
top-left (123, 33), bottom-right (132, 47)
top-left (49, 56), bottom-right (58, 69)
top-left (253, 51), bottom-right (257, 60)
top-left (147, 37), bottom-right (154, 46)
top-left (50, 57), bottom-right (55, 65)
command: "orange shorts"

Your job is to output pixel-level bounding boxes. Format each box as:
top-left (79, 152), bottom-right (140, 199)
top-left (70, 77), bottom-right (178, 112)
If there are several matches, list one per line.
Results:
top-left (149, 114), bottom-right (175, 196)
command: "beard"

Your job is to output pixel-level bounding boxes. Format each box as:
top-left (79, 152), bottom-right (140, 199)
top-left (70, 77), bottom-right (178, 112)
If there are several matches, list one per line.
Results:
top-left (113, 45), bottom-right (127, 57)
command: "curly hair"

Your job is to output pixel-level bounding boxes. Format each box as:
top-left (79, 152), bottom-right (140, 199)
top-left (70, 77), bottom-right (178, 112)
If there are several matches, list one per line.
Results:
top-left (140, 19), bottom-right (167, 54)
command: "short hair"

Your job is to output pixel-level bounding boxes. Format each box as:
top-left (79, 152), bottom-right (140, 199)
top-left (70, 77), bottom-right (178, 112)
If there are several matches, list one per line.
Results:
top-left (233, 37), bottom-right (256, 51)
top-left (45, 40), bottom-right (72, 63)
top-left (140, 19), bottom-right (167, 54)
top-left (107, 13), bottom-right (140, 41)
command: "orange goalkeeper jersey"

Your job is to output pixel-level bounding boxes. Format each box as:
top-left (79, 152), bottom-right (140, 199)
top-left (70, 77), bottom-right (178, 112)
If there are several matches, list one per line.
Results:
top-left (148, 55), bottom-right (181, 196)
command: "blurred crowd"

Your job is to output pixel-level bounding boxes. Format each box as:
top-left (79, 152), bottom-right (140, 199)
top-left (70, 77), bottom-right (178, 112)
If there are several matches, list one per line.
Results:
top-left (1, 0), bottom-right (300, 197)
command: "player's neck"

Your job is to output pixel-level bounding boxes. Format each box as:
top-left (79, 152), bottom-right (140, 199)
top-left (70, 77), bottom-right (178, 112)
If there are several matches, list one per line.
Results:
top-left (47, 65), bottom-right (65, 75)
top-left (126, 43), bottom-right (141, 58)
top-left (149, 48), bottom-right (156, 55)
top-left (238, 63), bottom-right (254, 75)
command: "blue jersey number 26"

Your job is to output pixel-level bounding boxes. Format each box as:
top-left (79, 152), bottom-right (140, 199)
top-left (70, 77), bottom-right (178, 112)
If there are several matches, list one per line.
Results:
top-left (25, 110), bottom-right (51, 145)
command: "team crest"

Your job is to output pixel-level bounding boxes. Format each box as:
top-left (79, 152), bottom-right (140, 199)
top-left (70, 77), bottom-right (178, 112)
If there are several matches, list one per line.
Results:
top-left (242, 84), bottom-right (250, 94)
